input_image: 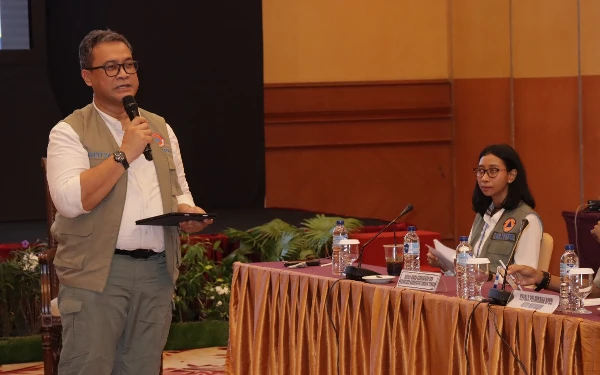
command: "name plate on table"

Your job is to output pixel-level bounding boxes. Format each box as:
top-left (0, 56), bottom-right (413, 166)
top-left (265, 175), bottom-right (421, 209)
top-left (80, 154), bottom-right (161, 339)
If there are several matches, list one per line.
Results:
top-left (507, 291), bottom-right (559, 313)
top-left (396, 270), bottom-right (442, 292)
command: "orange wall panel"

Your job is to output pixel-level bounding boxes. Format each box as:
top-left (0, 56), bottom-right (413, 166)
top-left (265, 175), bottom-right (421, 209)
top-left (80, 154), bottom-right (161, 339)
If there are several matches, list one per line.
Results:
top-left (514, 77), bottom-right (580, 273)
top-left (580, 0), bottom-right (600, 75)
top-left (262, 0), bottom-right (449, 83)
top-left (264, 81), bottom-right (454, 240)
top-left (266, 144), bottom-right (454, 240)
top-left (582, 76), bottom-right (600, 200)
top-left (452, 0), bottom-right (510, 79)
top-left (453, 78), bottom-right (512, 240)
top-left (512, 0), bottom-right (578, 78)
top-left (265, 119), bottom-right (452, 149)
top-left (264, 81), bottom-right (451, 114)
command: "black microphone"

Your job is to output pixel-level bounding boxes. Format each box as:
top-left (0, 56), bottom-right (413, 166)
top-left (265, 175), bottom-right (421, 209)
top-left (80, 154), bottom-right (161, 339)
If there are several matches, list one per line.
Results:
top-left (122, 95), bottom-right (152, 161)
top-left (488, 218), bottom-right (530, 305)
top-left (344, 204), bottom-right (414, 281)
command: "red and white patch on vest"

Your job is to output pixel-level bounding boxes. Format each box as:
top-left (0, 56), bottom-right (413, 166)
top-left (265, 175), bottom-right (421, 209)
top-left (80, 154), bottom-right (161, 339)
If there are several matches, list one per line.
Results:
top-left (152, 133), bottom-right (165, 148)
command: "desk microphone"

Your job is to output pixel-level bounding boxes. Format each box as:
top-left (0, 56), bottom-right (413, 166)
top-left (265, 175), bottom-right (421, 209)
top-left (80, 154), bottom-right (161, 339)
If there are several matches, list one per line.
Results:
top-left (344, 204), bottom-right (414, 281)
top-left (488, 218), bottom-right (530, 305)
top-left (122, 95), bottom-right (153, 161)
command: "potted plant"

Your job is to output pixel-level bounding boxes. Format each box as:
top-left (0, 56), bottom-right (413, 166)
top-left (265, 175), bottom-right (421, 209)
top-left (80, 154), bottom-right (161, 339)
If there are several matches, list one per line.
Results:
top-left (0, 241), bottom-right (46, 365)
top-left (0, 241), bottom-right (45, 338)
top-left (224, 214), bottom-right (363, 261)
top-left (165, 237), bottom-right (251, 350)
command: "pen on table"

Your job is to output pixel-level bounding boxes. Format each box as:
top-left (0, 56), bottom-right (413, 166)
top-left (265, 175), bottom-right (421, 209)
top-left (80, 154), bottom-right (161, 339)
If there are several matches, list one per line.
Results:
top-left (321, 262), bottom-right (332, 267)
top-left (492, 271), bottom-right (500, 289)
top-left (288, 262), bottom-right (307, 269)
top-left (499, 259), bottom-right (523, 291)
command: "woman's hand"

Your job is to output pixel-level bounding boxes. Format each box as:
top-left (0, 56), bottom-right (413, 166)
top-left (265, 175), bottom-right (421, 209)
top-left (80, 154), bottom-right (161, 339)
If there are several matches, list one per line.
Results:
top-left (426, 251), bottom-right (446, 271)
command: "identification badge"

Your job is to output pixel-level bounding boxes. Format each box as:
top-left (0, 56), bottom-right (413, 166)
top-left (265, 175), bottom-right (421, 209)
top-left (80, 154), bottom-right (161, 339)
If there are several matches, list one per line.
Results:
top-left (396, 270), bottom-right (442, 292)
top-left (507, 290), bottom-right (559, 313)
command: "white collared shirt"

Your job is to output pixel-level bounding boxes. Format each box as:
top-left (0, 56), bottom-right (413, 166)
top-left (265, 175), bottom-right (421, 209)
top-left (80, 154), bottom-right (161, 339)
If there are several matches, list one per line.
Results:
top-left (46, 101), bottom-right (196, 251)
top-left (469, 208), bottom-right (542, 269)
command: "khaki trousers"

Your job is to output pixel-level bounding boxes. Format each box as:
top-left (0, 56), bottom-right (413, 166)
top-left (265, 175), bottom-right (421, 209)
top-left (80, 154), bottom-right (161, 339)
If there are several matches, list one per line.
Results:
top-left (57, 253), bottom-right (173, 375)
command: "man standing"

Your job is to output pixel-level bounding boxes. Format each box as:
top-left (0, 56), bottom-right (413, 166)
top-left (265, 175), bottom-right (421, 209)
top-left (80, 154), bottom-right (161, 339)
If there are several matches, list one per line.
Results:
top-left (46, 29), bottom-right (211, 374)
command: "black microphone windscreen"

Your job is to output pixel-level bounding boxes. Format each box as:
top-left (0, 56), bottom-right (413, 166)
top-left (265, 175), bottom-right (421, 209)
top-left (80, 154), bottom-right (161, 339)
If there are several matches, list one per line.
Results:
top-left (121, 95), bottom-right (152, 161)
top-left (122, 95), bottom-right (139, 120)
top-left (122, 95), bottom-right (136, 107)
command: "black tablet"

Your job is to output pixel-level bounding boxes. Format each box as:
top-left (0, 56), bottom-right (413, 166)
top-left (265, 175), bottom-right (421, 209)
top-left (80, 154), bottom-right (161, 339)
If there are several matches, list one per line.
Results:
top-left (135, 212), bottom-right (217, 226)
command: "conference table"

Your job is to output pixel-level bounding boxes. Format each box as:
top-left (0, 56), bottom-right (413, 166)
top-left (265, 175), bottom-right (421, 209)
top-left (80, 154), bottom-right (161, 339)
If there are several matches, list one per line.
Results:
top-left (226, 261), bottom-right (600, 375)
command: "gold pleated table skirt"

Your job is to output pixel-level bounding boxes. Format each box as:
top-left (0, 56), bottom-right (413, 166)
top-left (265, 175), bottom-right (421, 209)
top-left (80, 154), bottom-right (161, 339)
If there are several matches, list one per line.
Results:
top-left (226, 262), bottom-right (600, 375)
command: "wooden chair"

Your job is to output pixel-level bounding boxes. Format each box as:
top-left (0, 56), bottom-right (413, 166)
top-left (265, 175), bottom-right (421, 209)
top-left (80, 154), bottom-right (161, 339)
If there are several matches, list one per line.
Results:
top-left (538, 232), bottom-right (554, 272)
top-left (39, 157), bottom-right (61, 375)
top-left (39, 157), bottom-right (163, 374)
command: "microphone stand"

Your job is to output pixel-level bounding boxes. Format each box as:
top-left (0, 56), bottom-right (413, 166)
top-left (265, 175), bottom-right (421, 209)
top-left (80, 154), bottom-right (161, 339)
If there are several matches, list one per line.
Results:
top-left (488, 219), bottom-right (530, 305)
top-left (344, 204), bottom-right (413, 281)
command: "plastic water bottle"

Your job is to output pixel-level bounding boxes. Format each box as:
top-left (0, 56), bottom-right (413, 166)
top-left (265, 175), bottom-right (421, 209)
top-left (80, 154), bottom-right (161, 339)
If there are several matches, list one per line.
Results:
top-left (558, 244), bottom-right (579, 312)
top-left (403, 226), bottom-right (420, 271)
top-left (455, 236), bottom-right (473, 299)
top-left (331, 220), bottom-right (348, 275)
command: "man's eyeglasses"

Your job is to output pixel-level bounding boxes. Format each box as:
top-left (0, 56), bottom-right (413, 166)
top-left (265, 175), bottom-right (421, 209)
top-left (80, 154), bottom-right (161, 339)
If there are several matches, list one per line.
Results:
top-left (473, 167), bottom-right (508, 178)
top-left (84, 61), bottom-right (139, 77)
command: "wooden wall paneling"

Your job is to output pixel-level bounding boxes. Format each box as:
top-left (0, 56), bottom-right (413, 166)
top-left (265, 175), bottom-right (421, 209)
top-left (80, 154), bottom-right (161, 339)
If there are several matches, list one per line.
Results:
top-left (511, 0), bottom-right (579, 78)
top-left (264, 81), bottom-right (454, 241)
top-left (452, 78), bottom-right (512, 241)
top-left (514, 77), bottom-right (580, 273)
top-left (580, 0), bottom-right (600, 76)
top-left (262, 0), bottom-right (449, 83)
top-left (265, 144), bottom-right (454, 241)
top-left (451, 0), bottom-right (511, 79)
top-left (264, 80), bottom-right (452, 114)
top-left (582, 76), bottom-right (600, 201)
top-left (580, 0), bottom-right (600, 201)
top-left (266, 118), bottom-right (452, 149)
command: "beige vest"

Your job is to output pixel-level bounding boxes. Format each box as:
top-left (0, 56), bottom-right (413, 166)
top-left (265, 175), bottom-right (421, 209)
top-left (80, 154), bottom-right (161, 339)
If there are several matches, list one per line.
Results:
top-left (51, 104), bottom-right (182, 292)
top-left (469, 202), bottom-right (541, 271)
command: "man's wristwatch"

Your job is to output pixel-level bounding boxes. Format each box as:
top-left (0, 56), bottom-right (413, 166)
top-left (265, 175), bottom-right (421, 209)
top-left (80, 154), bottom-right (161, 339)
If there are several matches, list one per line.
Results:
top-left (113, 151), bottom-right (129, 170)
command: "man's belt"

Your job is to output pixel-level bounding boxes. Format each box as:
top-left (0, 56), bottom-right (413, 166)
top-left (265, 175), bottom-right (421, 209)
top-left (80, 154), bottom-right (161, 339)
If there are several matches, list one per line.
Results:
top-left (114, 249), bottom-right (164, 259)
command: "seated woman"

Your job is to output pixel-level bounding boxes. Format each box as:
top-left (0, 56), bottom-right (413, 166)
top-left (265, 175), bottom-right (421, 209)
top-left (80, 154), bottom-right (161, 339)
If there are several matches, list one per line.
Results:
top-left (428, 144), bottom-right (543, 272)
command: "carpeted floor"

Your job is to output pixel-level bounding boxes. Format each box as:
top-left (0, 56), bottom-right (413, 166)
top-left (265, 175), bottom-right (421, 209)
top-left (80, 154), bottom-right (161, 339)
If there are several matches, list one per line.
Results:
top-left (0, 347), bottom-right (227, 374)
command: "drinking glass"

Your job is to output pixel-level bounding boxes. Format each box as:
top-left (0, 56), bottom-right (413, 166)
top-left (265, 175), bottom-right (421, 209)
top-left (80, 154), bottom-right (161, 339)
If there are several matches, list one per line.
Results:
top-left (384, 244), bottom-right (403, 276)
top-left (340, 239), bottom-right (360, 275)
top-left (569, 268), bottom-right (594, 314)
top-left (467, 258), bottom-right (490, 301)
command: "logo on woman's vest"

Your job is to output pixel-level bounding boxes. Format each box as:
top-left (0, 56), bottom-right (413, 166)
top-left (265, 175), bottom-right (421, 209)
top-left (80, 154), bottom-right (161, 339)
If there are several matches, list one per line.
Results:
top-left (503, 218), bottom-right (516, 232)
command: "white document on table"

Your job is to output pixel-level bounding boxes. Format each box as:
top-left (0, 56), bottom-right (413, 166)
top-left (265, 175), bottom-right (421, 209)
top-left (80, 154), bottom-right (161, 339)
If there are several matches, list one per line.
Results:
top-left (584, 298), bottom-right (600, 307)
top-left (426, 239), bottom-right (456, 274)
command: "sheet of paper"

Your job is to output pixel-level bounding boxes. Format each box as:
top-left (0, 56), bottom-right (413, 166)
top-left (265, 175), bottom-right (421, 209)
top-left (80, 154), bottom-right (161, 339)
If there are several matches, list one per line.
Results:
top-left (425, 239), bottom-right (456, 273)
top-left (584, 298), bottom-right (600, 307)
